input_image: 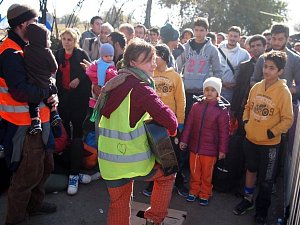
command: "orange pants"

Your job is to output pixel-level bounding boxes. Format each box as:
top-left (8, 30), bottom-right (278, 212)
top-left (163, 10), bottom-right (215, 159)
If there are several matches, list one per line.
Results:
top-left (189, 152), bottom-right (217, 199)
top-left (106, 165), bottom-right (175, 225)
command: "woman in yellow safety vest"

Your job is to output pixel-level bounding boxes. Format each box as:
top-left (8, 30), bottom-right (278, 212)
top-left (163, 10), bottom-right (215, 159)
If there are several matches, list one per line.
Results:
top-left (96, 39), bottom-right (178, 225)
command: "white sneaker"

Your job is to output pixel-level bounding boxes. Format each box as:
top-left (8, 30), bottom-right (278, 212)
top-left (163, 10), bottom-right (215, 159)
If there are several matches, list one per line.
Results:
top-left (67, 175), bottom-right (79, 195)
top-left (90, 172), bottom-right (101, 181)
top-left (79, 173), bottom-right (91, 184)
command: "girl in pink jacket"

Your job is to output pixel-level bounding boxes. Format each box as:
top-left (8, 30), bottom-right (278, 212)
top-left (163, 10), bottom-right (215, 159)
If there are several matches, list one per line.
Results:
top-left (180, 77), bottom-right (230, 206)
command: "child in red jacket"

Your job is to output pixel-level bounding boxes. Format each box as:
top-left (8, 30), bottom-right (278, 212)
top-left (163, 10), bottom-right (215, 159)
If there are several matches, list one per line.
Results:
top-left (180, 77), bottom-right (230, 205)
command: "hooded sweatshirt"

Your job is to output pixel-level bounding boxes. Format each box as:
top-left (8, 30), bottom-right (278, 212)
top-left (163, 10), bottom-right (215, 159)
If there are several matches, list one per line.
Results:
top-left (243, 79), bottom-right (293, 145)
top-left (177, 38), bottom-right (222, 93)
top-left (153, 67), bottom-right (186, 124)
top-left (218, 40), bottom-right (250, 84)
top-left (24, 23), bottom-right (58, 88)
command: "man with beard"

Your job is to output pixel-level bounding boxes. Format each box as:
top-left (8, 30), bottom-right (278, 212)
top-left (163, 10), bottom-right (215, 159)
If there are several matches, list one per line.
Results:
top-left (218, 26), bottom-right (250, 103)
top-left (251, 24), bottom-right (300, 101)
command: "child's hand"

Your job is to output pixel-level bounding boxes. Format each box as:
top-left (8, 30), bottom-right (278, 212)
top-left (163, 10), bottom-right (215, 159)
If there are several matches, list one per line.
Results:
top-left (218, 152), bottom-right (226, 160)
top-left (179, 142), bottom-right (187, 151)
top-left (69, 78), bottom-right (80, 89)
top-left (80, 59), bottom-right (91, 70)
top-left (93, 85), bottom-right (102, 96)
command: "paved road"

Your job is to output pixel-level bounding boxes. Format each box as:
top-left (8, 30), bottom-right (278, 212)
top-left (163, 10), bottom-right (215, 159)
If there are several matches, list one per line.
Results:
top-left (0, 172), bottom-right (283, 225)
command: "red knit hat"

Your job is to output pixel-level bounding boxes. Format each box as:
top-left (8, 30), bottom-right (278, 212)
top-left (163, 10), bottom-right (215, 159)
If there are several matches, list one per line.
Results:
top-left (7, 4), bottom-right (38, 28)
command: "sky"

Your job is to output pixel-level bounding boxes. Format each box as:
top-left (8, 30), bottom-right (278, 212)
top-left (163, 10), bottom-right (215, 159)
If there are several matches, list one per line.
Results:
top-left (1, 0), bottom-right (299, 34)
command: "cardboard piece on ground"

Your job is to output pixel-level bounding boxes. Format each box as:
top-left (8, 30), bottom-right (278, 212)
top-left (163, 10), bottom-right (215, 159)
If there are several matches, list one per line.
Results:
top-left (131, 201), bottom-right (187, 225)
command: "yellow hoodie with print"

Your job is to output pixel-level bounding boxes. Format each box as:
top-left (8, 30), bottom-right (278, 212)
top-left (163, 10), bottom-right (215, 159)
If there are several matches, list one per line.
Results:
top-left (243, 79), bottom-right (293, 145)
top-left (153, 67), bottom-right (186, 124)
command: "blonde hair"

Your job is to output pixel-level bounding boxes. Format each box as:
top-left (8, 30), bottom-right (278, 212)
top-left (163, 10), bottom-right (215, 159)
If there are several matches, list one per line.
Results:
top-left (60, 28), bottom-right (79, 48)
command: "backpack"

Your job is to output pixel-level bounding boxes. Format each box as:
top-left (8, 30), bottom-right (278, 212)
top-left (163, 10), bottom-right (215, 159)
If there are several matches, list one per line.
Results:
top-left (54, 123), bottom-right (69, 153)
top-left (82, 142), bottom-right (98, 170)
top-left (212, 134), bottom-right (245, 193)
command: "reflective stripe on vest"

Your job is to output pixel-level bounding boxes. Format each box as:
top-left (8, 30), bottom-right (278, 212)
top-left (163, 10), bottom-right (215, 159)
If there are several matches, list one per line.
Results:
top-left (98, 149), bottom-right (152, 163)
top-left (0, 38), bottom-right (50, 125)
top-left (98, 89), bottom-right (155, 180)
top-left (99, 125), bottom-right (146, 141)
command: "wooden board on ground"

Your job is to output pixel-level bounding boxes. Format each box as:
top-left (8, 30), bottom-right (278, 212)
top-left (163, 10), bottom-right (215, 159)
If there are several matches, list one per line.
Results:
top-left (131, 201), bottom-right (187, 225)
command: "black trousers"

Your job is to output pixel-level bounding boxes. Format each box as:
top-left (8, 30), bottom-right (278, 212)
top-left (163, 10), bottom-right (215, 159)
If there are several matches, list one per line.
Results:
top-left (243, 139), bottom-right (280, 218)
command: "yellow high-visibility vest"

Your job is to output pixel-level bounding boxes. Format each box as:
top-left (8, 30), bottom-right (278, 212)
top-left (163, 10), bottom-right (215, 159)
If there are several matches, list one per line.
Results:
top-left (98, 89), bottom-right (155, 180)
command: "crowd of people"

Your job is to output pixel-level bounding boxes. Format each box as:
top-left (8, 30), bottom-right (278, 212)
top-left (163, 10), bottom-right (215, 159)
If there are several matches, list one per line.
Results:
top-left (1, 2), bottom-right (300, 225)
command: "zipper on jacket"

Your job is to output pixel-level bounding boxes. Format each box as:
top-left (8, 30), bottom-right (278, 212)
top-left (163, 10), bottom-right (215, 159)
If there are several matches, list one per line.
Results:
top-left (196, 102), bottom-right (208, 154)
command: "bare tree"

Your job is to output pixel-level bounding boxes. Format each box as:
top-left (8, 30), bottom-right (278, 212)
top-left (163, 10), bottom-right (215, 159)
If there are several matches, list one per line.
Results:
top-left (144, 0), bottom-right (153, 28)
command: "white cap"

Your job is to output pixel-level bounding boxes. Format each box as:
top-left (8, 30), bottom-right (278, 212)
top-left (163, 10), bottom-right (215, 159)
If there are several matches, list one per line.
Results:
top-left (203, 77), bottom-right (222, 96)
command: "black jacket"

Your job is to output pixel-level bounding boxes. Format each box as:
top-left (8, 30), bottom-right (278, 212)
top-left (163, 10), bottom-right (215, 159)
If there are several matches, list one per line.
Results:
top-left (0, 30), bottom-right (50, 103)
top-left (55, 47), bottom-right (91, 110)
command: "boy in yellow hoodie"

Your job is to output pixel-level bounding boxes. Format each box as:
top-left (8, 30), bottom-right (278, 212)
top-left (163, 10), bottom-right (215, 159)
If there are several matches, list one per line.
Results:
top-left (233, 50), bottom-right (293, 225)
top-left (142, 43), bottom-right (188, 197)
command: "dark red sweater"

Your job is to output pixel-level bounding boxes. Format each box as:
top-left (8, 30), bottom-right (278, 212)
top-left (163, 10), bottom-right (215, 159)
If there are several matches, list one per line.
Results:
top-left (101, 76), bottom-right (178, 135)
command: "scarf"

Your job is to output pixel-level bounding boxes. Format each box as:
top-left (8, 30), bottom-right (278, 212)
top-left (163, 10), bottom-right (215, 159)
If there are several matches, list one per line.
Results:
top-left (97, 58), bottom-right (114, 87)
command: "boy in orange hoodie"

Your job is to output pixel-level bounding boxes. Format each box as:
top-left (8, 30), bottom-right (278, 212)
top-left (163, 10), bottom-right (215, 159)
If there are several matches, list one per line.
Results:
top-left (233, 50), bottom-right (294, 225)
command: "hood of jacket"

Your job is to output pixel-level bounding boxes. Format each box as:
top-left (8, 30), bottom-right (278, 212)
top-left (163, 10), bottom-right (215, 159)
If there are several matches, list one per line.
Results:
top-left (27, 23), bottom-right (48, 47)
top-left (193, 95), bottom-right (230, 109)
top-left (188, 37), bottom-right (212, 52)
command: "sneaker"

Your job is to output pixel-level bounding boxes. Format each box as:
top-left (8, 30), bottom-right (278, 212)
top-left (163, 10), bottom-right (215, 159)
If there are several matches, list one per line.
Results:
top-left (142, 189), bottom-right (152, 197)
top-left (175, 185), bottom-right (189, 198)
top-left (186, 194), bottom-right (197, 202)
top-left (254, 215), bottom-right (267, 225)
top-left (146, 219), bottom-right (164, 225)
top-left (29, 119), bottom-right (42, 135)
top-left (79, 173), bottom-right (91, 184)
top-left (142, 182), bottom-right (154, 197)
top-left (67, 175), bottom-right (79, 195)
top-left (50, 111), bottom-right (61, 127)
top-left (28, 202), bottom-right (57, 216)
top-left (199, 198), bottom-right (209, 206)
top-left (233, 198), bottom-right (254, 215)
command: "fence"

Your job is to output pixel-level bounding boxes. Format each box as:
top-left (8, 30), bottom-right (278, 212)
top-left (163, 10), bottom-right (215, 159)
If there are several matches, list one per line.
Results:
top-left (284, 104), bottom-right (300, 225)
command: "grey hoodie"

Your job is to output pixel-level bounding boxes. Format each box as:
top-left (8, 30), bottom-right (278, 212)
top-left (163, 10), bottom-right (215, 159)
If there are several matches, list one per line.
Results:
top-left (177, 38), bottom-right (222, 93)
top-left (218, 40), bottom-right (250, 84)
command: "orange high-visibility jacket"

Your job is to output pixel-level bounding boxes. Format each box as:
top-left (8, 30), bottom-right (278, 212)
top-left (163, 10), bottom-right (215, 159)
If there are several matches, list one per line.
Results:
top-left (0, 38), bottom-right (50, 125)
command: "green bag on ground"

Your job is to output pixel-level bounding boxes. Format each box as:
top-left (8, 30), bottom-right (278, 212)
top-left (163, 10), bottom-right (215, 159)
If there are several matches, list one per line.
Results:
top-left (45, 174), bottom-right (68, 193)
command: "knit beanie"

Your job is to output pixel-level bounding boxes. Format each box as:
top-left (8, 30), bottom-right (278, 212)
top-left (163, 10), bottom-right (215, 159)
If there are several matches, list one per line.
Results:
top-left (155, 43), bottom-right (170, 64)
top-left (203, 77), bottom-right (222, 97)
top-left (7, 4), bottom-right (38, 28)
top-left (160, 23), bottom-right (180, 44)
top-left (182, 28), bottom-right (194, 37)
top-left (100, 43), bottom-right (114, 57)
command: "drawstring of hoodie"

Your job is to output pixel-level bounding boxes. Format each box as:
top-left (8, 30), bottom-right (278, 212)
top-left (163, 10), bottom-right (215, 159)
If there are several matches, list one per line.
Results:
top-left (193, 154), bottom-right (199, 174)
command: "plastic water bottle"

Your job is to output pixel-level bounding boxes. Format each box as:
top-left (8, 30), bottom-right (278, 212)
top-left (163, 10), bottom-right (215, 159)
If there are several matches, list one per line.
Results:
top-left (277, 218), bottom-right (283, 225)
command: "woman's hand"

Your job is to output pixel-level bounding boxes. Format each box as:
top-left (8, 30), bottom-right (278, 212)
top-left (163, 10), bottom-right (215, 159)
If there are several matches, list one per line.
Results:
top-left (93, 85), bottom-right (102, 96)
top-left (218, 152), bottom-right (226, 160)
top-left (69, 78), bottom-right (80, 89)
top-left (80, 59), bottom-right (91, 70)
top-left (179, 142), bottom-right (187, 151)
top-left (47, 94), bottom-right (59, 109)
